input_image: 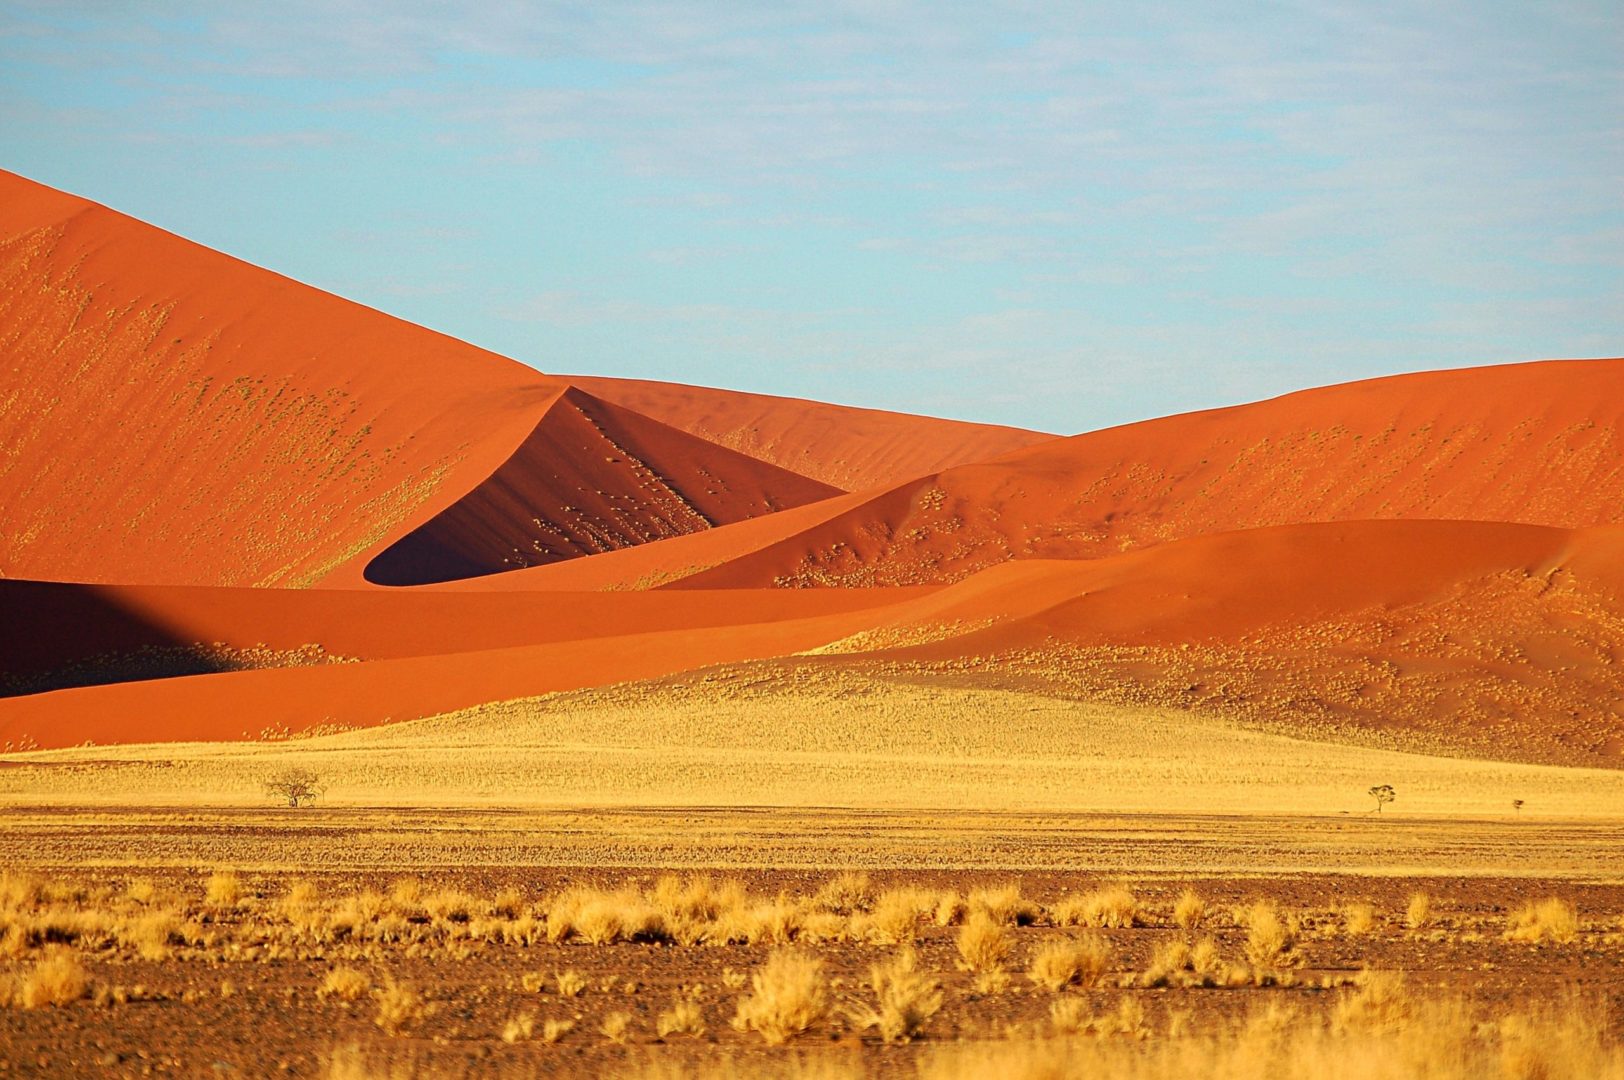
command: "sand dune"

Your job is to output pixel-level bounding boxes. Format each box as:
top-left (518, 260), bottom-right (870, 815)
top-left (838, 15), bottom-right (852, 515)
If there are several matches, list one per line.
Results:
top-left (667, 358), bottom-right (1624, 588)
top-left (570, 373), bottom-right (1053, 489)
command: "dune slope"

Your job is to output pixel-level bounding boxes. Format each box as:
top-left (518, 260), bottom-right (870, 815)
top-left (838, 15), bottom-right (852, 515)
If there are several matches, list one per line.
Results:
top-left (670, 358), bottom-right (1624, 588)
top-left (570, 374), bottom-right (1054, 489)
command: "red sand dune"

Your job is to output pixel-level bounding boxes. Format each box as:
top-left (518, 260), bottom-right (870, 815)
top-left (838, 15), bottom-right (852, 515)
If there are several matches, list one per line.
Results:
top-left (0, 588), bottom-right (925, 749)
top-left (665, 358), bottom-right (1624, 588)
top-left (830, 519), bottom-right (1624, 763)
top-left (1, 170), bottom-right (1030, 590)
top-left (570, 374), bottom-right (1053, 490)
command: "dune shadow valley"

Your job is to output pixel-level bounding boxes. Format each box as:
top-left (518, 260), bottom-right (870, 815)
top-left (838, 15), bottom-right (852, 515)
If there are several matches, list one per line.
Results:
top-left (1, 170), bottom-right (1622, 1080)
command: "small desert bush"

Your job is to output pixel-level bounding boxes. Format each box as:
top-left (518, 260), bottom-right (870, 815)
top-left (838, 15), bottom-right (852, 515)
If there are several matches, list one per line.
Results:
top-left (1172, 888), bottom-right (1206, 930)
top-left (1333, 970), bottom-right (1413, 1034)
top-left (657, 998), bottom-right (706, 1039)
top-left (955, 911), bottom-right (1012, 974)
top-left (731, 950), bottom-right (831, 1045)
top-left (1343, 901), bottom-right (1377, 936)
top-left (1404, 891), bottom-right (1432, 931)
top-left (1028, 934), bottom-right (1111, 991)
top-left (814, 872), bottom-right (872, 914)
top-left (600, 1011), bottom-right (633, 1044)
top-left (968, 884), bottom-right (1039, 926)
top-left (850, 948), bottom-right (942, 1043)
top-left (555, 969), bottom-right (588, 997)
top-left (205, 869), bottom-right (244, 909)
top-left (860, 887), bottom-right (934, 945)
top-left (540, 1018), bottom-right (575, 1044)
top-left (501, 1011), bottom-right (535, 1043)
top-left (1051, 886), bottom-right (1139, 928)
top-left (1242, 901), bottom-right (1301, 973)
top-left (6, 948), bottom-right (88, 1008)
top-left (319, 966), bottom-right (370, 1001)
top-left (373, 978), bottom-right (431, 1036)
top-left (1141, 936), bottom-right (1235, 988)
top-left (1505, 898), bottom-right (1579, 945)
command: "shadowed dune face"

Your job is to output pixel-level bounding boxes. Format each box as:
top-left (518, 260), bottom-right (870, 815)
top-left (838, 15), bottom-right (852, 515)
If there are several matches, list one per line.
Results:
top-left (569, 373), bottom-right (1054, 490)
top-left (364, 388), bottom-right (842, 585)
top-left (669, 359), bottom-right (1624, 588)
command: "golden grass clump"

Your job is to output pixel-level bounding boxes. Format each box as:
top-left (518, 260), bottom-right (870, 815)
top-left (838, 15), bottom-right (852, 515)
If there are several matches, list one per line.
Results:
top-left (600, 1010), bottom-right (633, 1044)
top-left (731, 950), bottom-right (831, 1045)
top-left (1048, 997), bottom-right (1147, 1039)
top-left (1242, 901), bottom-right (1301, 974)
top-left (1404, 891), bottom-right (1432, 931)
top-left (555, 969), bottom-right (588, 997)
top-left (373, 978), bottom-right (431, 1036)
top-left (1051, 886), bottom-right (1139, 928)
top-left (6, 948), bottom-right (88, 1009)
top-left (849, 948), bottom-right (942, 1043)
top-left (968, 884), bottom-right (1040, 926)
top-left (955, 911), bottom-right (1013, 975)
top-left (1172, 888), bottom-right (1206, 930)
top-left (204, 869), bottom-right (244, 909)
top-left (657, 998), bottom-right (706, 1039)
top-left (318, 966), bottom-right (370, 1001)
top-left (1505, 898), bottom-right (1580, 944)
top-left (814, 871), bottom-right (873, 914)
top-left (859, 887), bottom-right (934, 945)
top-left (1332, 970), bottom-right (1413, 1034)
top-left (1140, 936), bottom-right (1236, 989)
top-left (1343, 901), bottom-right (1377, 936)
top-left (501, 1011), bottom-right (535, 1044)
top-left (1028, 934), bottom-right (1111, 992)
top-left (540, 1018), bottom-right (575, 1044)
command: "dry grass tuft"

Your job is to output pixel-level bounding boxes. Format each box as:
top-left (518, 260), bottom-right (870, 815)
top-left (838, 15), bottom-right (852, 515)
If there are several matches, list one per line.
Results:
top-left (8, 948), bottom-right (88, 1009)
top-left (955, 911), bottom-right (1013, 974)
top-left (968, 884), bottom-right (1039, 926)
top-left (501, 1011), bottom-right (535, 1044)
top-left (1051, 886), bottom-right (1139, 928)
top-left (814, 872), bottom-right (872, 914)
top-left (318, 966), bottom-right (370, 1001)
top-left (373, 977), bottom-right (431, 1036)
top-left (1404, 891), bottom-right (1432, 931)
top-left (731, 950), bottom-right (831, 1045)
top-left (205, 869), bottom-right (244, 909)
top-left (1028, 934), bottom-right (1111, 991)
top-left (555, 969), bottom-right (588, 998)
top-left (1343, 901), bottom-right (1377, 936)
top-left (1172, 888), bottom-right (1206, 930)
top-left (540, 1018), bottom-right (574, 1044)
top-left (600, 1010), bottom-right (633, 1044)
top-left (656, 998), bottom-right (706, 1039)
top-left (1505, 898), bottom-right (1580, 944)
top-left (1242, 901), bottom-right (1301, 974)
top-left (849, 948), bottom-right (942, 1043)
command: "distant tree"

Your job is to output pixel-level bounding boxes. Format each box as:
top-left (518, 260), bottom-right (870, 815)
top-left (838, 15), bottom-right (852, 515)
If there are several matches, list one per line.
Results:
top-left (1512, 799), bottom-right (1525, 814)
top-left (1368, 784), bottom-right (1396, 814)
top-left (264, 767), bottom-right (324, 808)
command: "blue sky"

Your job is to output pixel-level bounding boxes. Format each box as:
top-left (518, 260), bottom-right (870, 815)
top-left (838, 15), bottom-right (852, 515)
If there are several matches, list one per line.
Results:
top-left (1, 2), bottom-right (1619, 433)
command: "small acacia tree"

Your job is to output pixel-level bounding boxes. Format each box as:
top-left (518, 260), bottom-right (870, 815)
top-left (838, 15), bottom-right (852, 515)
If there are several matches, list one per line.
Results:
top-left (1368, 784), bottom-right (1396, 814)
top-left (264, 767), bottom-right (324, 808)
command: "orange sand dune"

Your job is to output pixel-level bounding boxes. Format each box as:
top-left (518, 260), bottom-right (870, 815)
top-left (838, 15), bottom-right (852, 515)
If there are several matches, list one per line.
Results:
top-left (0, 171), bottom-right (1007, 590)
top-left (362, 387), bottom-right (840, 585)
top-left (570, 374), bottom-right (1053, 490)
top-left (0, 595), bottom-right (924, 749)
top-left (836, 519), bottom-right (1624, 764)
top-left (667, 358), bottom-right (1624, 588)
top-left (0, 578), bottom-right (924, 690)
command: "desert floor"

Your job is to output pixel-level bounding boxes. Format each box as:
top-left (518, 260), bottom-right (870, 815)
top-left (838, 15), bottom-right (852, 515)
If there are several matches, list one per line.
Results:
top-left (2, 670), bottom-right (1621, 1078)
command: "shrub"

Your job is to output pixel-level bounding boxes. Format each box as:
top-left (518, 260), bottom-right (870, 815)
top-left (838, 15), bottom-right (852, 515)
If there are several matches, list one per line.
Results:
top-left (731, 950), bottom-right (831, 1045)
top-left (14, 948), bottom-right (87, 1008)
top-left (263, 767), bottom-right (324, 808)
top-left (1051, 886), bottom-right (1139, 928)
top-left (1243, 901), bottom-right (1301, 973)
top-left (373, 978), bottom-right (430, 1036)
top-left (319, 967), bottom-right (370, 1001)
top-left (1028, 934), bottom-right (1111, 991)
top-left (1506, 898), bottom-right (1579, 945)
top-left (955, 912), bottom-right (1012, 974)
top-left (600, 1011), bottom-right (633, 1044)
top-left (1404, 892), bottom-right (1432, 932)
top-left (1343, 902), bottom-right (1377, 936)
top-left (656, 998), bottom-right (706, 1039)
top-left (850, 948), bottom-right (942, 1043)
top-left (205, 870), bottom-right (243, 909)
top-left (1173, 888), bottom-right (1206, 930)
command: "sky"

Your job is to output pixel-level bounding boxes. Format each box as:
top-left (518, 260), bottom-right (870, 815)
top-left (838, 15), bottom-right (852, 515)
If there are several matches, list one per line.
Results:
top-left (1, 2), bottom-right (1620, 434)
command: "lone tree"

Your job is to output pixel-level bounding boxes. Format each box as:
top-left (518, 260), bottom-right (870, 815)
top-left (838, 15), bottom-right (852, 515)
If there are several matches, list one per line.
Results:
top-left (1368, 784), bottom-right (1396, 814)
top-left (264, 767), bottom-right (324, 808)
top-left (1512, 799), bottom-right (1525, 814)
